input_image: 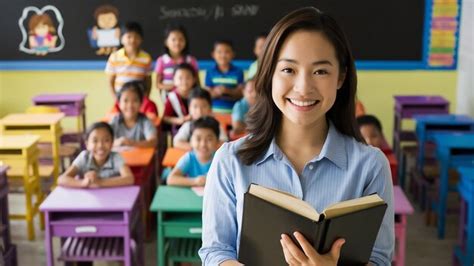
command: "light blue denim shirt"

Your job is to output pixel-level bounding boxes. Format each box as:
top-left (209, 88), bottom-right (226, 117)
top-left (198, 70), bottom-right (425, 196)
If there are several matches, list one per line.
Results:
top-left (199, 121), bottom-right (394, 265)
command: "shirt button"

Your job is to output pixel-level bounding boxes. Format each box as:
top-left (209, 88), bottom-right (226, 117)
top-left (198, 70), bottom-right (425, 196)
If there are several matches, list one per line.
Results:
top-left (308, 164), bottom-right (314, 170)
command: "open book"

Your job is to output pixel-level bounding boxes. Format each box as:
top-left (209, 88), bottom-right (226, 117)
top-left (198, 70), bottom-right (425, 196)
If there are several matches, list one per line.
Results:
top-left (249, 184), bottom-right (384, 221)
top-left (238, 184), bottom-right (387, 266)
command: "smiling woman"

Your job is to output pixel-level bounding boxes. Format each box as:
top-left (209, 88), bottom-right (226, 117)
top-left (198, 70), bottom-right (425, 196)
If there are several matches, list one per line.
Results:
top-left (199, 7), bottom-right (394, 266)
top-left (272, 31), bottom-right (342, 144)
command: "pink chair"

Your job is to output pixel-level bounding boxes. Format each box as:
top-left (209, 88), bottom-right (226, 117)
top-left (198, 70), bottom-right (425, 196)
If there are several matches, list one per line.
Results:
top-left (393, 186), bottom-right (414, 266)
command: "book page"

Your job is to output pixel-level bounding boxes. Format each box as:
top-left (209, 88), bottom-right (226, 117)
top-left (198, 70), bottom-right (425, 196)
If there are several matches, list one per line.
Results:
top-left (249, 184), bottom-right (320, 221)
top-left (322, 194), bottom-right (384, 219)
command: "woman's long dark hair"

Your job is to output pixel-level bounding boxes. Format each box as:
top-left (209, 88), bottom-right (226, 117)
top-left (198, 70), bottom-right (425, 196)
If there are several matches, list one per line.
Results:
top-left (237, 7), bottom-right (363, 164)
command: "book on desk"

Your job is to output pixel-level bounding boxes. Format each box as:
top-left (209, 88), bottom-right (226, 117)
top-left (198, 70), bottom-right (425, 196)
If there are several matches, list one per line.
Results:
top-left (238, 184), bottom-right (387, 266)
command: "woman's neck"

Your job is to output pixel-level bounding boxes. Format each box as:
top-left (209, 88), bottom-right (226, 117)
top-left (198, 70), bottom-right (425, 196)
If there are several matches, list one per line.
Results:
top-left (276, 117), bottom-right (329, 174)
top-left (278, 117), bottom-right (328, 149)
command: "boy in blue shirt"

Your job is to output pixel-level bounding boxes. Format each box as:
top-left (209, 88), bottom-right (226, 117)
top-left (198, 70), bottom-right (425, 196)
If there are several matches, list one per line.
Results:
top-left (231, 79), bottom-right (256, 136)
top-left (167, 116), bottom-right (220, 187)
top-left (205, 40), bottom-right (244, 114)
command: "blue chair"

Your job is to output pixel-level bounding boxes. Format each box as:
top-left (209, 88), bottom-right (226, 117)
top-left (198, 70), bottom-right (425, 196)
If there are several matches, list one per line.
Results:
top-left (429, 132), bottom-right (474, 239)
top-left (454, 166), bottom-right (474, 266)
top-left (414, 114), bottom-right (474, 172)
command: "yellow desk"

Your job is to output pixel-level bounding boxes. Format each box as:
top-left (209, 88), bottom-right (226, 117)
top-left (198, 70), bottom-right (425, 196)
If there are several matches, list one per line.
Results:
top-left (0, 113), bottom-right (64, 185)
top-left (0, 135), bottom-right (44, 240)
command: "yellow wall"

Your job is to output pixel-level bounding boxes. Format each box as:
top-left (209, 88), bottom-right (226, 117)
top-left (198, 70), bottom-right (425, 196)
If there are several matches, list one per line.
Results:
top-left (0, 70), bottom-right (457, 142)
top-left (357, 71), bottom-right (457, 142)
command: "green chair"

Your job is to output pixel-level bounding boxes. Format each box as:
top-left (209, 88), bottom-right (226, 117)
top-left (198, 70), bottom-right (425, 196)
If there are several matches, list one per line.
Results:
top-left (166, 238), bottom-right (202, 266)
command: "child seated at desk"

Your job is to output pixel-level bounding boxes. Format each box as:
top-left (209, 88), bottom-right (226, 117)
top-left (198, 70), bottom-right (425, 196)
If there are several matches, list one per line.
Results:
top-left (357, 114), bottom-right (391, 154)
top-left (231, 79), bottom-right (256, 136)
top-left (105, 21), bottom-right (152, 98)
top-left (173, 89), bottom-right (228, 150)
top-left (110, 83), bottom-right (158, 148)
top-left (167, 116), bottom-right (220, 187)
top-left (162, 63), bottom-right (199, 132)
top-left (205, 40), bottom-right (244, 114)
top-left (108, 80), bottom-right (159, 120)
top-left (358, 114), bottom-right (399, 184)
top-left (58, 122), bottom-right (134, 188)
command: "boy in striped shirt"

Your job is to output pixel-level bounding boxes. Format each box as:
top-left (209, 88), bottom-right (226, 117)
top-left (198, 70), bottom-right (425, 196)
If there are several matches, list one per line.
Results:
top-left (105, 22), bottom-right (152, 98)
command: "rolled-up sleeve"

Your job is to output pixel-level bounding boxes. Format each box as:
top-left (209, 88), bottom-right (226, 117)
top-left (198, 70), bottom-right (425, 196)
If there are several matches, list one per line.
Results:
top-left (199, 143), bottom-right (239, 265)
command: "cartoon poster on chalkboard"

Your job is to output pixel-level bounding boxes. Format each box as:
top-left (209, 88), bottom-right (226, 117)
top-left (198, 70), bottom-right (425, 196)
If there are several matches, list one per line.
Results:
top-left (88, 5), bottom-right (121, 56)
top-left (18, 5), bottom-right (64, 56)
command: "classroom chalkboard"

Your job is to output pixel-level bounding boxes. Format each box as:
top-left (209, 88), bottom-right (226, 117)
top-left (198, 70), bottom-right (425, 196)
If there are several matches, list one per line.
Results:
top-left (0, 0), bottom-right (460, 69)
top-left (0, 0), bottom-right (424, 59)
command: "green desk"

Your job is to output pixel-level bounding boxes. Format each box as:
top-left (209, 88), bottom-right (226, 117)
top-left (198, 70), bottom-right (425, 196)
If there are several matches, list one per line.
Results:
top-left (150, 186), bottom-right (202, 266)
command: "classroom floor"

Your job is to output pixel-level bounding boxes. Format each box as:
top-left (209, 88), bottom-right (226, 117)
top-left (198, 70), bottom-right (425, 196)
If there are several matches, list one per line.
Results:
top-left (7, 185), bottom-right (459, 266)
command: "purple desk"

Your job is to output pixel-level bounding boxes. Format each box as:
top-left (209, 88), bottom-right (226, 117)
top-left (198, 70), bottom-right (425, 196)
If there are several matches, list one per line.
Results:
top-left (393, 186), bottom-right (414, 266)
top-left (393, 95), bottom-right (449, 156)
top-left (32, 93), bottom-right (87, 144)
top-left (40, 186), bottom-right (142, 266)
top-left (0, 166), bottom-right (17, 266)
top-left (393, 95), bottom-right (449, 189)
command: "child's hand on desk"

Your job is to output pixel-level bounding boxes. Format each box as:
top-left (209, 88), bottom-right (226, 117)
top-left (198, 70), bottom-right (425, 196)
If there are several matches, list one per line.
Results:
top-left (280, 232), bottom-right (345, 266)
top-left (84, 171), bottom-right (97, 182)
top-left (122, 138), bottom-right (134, 146)
top-left (115, 137), bottom-right (134, 146)
top-left (85, 172), bottom-right (102, 188)
top-left (80, 176), bottom-right (91, 188)
top-left (193, 176), bottom-right (206, 187)
top-left (114, 137), bottom-right (126, 146)
top-left (83, 171), bottom-right (99, 188)
top-left (88, 180), bottom-right (101, 188)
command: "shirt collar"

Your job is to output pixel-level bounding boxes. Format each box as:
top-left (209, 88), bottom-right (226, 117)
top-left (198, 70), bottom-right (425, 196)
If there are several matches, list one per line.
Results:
top-left (255, 121), bottom-right (347, 170)
top-left (255, 138), bottom-right (283, 165)
top-left (163, 53), bottom-right (172, 64)
top-left (117, 48), bottom-right (126, 57)
top-left (118, 48), bottom-right (142, 61)
top-left (87, 151), bottom-right (114, 171)
top-left (213, 63), bottom-right (235, 74)
top-left (314, 120), bottom-right (348, 170)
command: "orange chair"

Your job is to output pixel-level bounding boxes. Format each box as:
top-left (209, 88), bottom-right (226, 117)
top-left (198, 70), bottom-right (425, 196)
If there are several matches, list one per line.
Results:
top-left (355, 100), bottom-right (366, 117)
top-left (162, 148), bottom-right (187, 168)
